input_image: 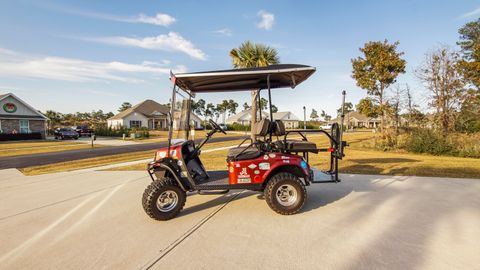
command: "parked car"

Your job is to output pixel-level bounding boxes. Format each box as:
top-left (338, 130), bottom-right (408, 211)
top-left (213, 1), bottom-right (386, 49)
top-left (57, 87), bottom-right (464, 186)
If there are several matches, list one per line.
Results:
top-left (219, 123), bottom-right (228, 131)
top-left (54, 128), bottom-right (79, 140)
top-left (72, 125), bottom-right (93, 137)
top-left (320, 123), bottom-right (333, 130)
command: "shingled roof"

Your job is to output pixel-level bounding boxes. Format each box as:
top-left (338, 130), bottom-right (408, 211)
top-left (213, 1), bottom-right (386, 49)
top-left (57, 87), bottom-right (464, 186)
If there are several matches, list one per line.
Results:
top-left (108, 100), bottom-right (170, 120)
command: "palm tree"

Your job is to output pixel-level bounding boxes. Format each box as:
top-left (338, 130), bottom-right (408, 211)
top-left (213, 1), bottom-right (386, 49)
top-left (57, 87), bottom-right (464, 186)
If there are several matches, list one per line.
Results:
top-left (229, 41), bottom-right (279, 141)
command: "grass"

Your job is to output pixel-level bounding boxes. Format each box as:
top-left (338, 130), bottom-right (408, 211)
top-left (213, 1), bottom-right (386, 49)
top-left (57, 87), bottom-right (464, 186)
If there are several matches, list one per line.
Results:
top-left (0, 140), bottom-right (104, 157)
top-left (20, 139), bottom-right (244, 176)
top-left (123, 129), bottom-right (242, 143)
top-left (19, 132), bottom-right (480, 178)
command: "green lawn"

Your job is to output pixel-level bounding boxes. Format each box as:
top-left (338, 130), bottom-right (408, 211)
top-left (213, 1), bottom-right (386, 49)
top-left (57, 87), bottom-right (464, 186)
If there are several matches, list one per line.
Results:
top-left (0, 140), bottom-right (104, 157)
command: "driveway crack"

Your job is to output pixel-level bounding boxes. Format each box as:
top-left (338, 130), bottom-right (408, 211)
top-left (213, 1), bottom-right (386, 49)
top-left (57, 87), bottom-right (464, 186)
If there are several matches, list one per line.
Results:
top-left (140, 191), bottom-right (243, 270)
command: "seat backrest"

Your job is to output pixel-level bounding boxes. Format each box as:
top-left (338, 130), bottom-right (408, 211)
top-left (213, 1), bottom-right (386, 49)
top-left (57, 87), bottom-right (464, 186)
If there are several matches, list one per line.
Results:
top-left (273, 120), bottom-right (286, 136)
top-left (254, 118), bottom-right (271, 137)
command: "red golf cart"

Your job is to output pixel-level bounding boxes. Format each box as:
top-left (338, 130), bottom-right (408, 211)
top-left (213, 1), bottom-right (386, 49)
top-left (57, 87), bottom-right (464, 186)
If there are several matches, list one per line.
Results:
top-left (143, 64), bottom-right (347, 220)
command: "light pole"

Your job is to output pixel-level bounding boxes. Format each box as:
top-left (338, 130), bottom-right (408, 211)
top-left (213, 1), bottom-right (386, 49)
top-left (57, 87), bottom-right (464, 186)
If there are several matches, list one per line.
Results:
top-left (303, 106), bottom-right (306, 130)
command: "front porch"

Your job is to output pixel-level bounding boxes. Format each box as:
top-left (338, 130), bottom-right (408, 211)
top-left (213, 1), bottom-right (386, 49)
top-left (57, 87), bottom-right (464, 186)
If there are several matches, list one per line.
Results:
top-left (148, 118), bottom-right (168, 130)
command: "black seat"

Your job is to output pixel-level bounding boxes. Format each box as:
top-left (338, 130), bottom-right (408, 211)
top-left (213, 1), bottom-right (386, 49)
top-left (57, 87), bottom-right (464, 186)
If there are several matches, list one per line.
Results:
top-left (227, 118), bottom-right (270, 161)
top-left (273, 120), bottom-right (318, 153)
top-left (227, 147), bottom-right (262, 161)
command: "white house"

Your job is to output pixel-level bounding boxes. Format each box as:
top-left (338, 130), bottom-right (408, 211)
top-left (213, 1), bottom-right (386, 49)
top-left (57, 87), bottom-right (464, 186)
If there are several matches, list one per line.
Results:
top-left (0, 93), bottom-right (48, 140)
top-left (273, 111), bottom-right (300, 129)
top-left (107, 100), bottom-right (202, 130)
top-left (226, 109), bottom-right (300, 129)
top-left (328, 111), bottom-right (380, 128)
top-left (225, 109), bottom-right (269, 126)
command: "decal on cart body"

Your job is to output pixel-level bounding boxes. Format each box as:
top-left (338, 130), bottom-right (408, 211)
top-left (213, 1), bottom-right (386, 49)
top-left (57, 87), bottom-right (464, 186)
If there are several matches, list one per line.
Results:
top-left (268, 153), bottom-right (276, 158)
top-left (239, 168), bottom-right (248, 176)
top-left (263, 155), bottom-right (269, 160)
top-left (300, 160), bottom-right (308, 169)
top-left (259, 162), bottom-right (270, 170)
top-left (229, 166), bottom-right (234, 173)
top-left (235, 164), bottom-right (240, 167)
top-left (254, 170), bottom-right (260, 175)
top-left (281, 156), bottom-right (290, 159)
top-left (283, 160), bottom-right (290, 163)
top-left (237, 178), bottom-right (251, 183)
top-left (248, 164), bottom-right (257, 169)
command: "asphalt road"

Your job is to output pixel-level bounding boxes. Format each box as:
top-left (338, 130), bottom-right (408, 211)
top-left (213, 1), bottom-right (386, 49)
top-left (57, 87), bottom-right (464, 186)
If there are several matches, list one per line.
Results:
top-left (0, 135), bottom-right (246, 169)
top-left (1, 168), bottom-right (479, 269)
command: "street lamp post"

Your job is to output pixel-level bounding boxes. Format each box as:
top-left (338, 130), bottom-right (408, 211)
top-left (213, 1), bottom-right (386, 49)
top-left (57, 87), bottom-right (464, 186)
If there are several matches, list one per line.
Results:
top-left (303, 106), bottom-right (306, 130)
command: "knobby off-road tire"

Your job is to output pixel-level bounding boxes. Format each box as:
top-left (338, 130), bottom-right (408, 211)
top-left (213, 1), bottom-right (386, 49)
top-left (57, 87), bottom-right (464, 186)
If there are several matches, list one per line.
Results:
top-left (264, 172), bottom-right (307, 215)
top-left (142, 177), bottom-right (186, 221)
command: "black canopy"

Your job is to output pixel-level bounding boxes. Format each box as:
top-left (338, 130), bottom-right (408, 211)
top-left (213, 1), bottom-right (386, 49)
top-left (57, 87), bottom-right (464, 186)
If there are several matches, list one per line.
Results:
top-left (172, 64), bottom-right (316, 93)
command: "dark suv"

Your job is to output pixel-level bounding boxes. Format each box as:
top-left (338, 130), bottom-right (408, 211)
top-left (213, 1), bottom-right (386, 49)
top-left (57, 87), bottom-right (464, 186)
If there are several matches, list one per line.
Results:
top-left (54, 128), bottom-right (79, 140)
top-left (72, 126), bottom-right (93, 137)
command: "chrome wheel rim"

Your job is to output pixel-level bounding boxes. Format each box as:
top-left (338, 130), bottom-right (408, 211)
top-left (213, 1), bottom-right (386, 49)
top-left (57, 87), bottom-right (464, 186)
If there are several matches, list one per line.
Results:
top-left (156, 190), bottom-right (178, 212)
top-left (275, 184), bottom-right (298, 207)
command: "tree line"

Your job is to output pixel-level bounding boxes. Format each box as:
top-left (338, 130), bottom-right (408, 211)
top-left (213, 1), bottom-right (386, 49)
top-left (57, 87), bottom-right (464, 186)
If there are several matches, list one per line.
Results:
top-left (347, 17), bottom-right (479, 136)
top-left (44, 110), bottom-right (114, 130)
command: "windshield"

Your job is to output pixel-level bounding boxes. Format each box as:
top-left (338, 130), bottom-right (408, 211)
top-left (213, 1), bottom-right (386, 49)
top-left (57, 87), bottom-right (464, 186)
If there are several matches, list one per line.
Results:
top-left (171, 91), bottom-right (194, 141)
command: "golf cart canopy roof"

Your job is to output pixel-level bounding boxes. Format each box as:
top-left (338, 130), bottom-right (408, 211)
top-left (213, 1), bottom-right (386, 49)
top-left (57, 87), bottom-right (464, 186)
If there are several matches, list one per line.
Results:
top-left (172, 64), bottom-right (316, 93)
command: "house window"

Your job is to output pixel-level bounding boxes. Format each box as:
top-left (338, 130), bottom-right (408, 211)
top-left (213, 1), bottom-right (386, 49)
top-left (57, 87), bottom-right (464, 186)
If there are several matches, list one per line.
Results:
top-left (19, 120), bottom-right (29, 133)
top-left (130, 120), bottom-right (142, 128)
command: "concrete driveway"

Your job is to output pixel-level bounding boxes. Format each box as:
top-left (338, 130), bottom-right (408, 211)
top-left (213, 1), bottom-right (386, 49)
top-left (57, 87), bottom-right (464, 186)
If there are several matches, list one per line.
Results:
top-left (0, 168), bottom-right (479, 270)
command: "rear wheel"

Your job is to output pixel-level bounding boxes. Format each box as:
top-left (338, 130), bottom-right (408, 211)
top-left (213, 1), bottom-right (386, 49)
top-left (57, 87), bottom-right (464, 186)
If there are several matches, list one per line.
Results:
top-left (142, 178), bottom-right (186, 221)
top-left (264, 173), bottom-right (306, 215)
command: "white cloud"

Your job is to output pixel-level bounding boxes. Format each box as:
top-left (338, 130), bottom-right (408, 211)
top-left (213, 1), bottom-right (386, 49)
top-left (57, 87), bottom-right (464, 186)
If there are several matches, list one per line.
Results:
top-left (133, 13), bottom-right (176, 26)
top-left (92, 32), bottom-right (207, 60)
top-left (0, 48), bottom-right (187, 83)
top-left (212, 28), bottom-right (232, 36)
top-left (47, 4), bottom-right (176, 27)
top-left (257, 10), bottom-right (275, 30)
top-left (460, 7), bottom-right (480, 18)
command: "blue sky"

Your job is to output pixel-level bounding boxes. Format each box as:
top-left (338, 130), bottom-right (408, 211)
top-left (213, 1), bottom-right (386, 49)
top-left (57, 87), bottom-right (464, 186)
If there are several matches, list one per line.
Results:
top-left (0, 0), bottom-right (479, 118)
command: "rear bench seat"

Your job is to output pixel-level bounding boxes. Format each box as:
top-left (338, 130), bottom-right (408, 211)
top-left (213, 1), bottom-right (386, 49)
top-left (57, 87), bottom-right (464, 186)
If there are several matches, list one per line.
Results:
top-left (273, 120), bottom-right (318, 153)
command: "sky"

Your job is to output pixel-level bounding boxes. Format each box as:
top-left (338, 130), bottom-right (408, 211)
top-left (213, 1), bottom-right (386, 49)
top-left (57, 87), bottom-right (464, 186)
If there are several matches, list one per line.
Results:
top-left (0, 0), bottom-right (479, 119)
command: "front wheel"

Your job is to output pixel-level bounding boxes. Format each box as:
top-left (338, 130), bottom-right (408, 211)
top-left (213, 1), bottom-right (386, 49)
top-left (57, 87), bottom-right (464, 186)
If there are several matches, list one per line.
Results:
top-left (142, 178), bottom-right (186, 220)
top-left (264, 173), bottom-right (307, 215)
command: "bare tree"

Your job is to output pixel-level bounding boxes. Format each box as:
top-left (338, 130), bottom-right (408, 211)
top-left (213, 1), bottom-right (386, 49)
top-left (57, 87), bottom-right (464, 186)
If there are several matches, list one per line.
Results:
top-left (416, 47), bottom-right (464, 136)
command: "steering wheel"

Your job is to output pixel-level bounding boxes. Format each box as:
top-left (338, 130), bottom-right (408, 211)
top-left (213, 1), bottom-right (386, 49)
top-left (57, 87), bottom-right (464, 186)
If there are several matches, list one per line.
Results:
top-left (209, 119), bottom-right (227, 134)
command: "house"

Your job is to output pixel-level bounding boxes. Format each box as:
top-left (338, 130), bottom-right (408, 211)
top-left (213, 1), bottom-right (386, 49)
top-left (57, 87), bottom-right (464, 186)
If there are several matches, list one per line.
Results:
top-left (225, 109), bottom-right (268, 126)
top-left (329, 111), bottom-right (380, 128)
top-left (273, 111), bottom-right (300, 129)
top-left (0, 93), bottom-right (48, 140)
top-left (226, 109), bottom-right (300, 129)
top-left (107, 100), bottom-right (202, 130)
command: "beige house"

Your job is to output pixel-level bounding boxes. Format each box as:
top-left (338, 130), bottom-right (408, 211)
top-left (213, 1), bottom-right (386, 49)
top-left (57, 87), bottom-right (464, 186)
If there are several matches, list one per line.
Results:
top-left (107, 100), bottom-right (202, 130)
top-left (226, 109), bottom-right (300, 129)
top-left (329, 111), bottom-right (380, 128)
top-left (0, 93), bottom-right (48, 140)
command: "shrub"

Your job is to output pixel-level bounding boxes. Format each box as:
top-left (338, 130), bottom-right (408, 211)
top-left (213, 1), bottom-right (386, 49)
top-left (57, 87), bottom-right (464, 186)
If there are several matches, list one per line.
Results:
top-left (94, 127), bottom-right (130, 137)
top-left (405, 129), bottom-right (455, 155)
top-left (131, 127), bottom-right (150, 138)
top-left (227, 123), bottom-right (251, 131)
